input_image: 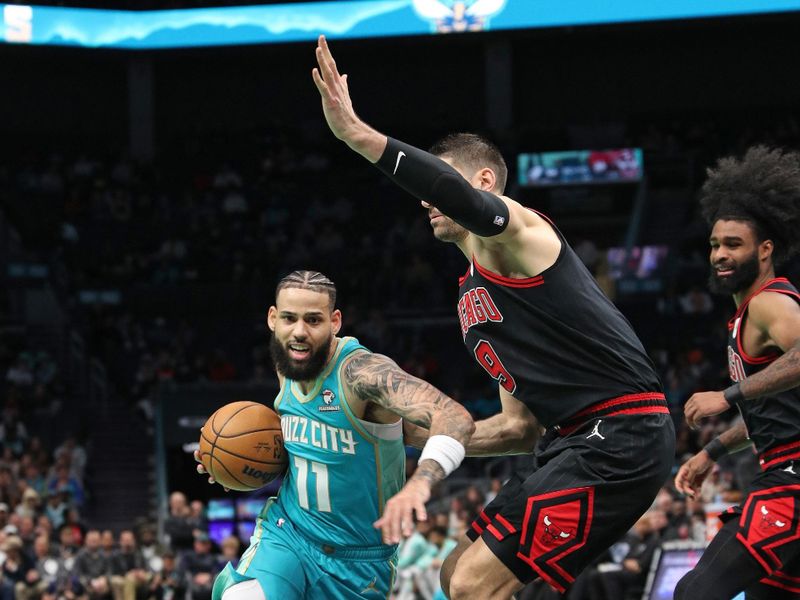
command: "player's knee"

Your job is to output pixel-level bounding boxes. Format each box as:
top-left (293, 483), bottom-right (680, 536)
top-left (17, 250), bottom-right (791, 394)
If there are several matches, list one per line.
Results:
top-left (448, 563), bottom-right (474, 600)
top-left (440, 550), bottom-right (459, 598)
top-left (220, 580), bottom-right (265, 600)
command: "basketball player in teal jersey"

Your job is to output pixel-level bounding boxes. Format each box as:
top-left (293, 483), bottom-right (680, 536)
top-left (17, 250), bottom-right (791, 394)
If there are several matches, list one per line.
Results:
top-left (197, 271), bottom-right (477, 600)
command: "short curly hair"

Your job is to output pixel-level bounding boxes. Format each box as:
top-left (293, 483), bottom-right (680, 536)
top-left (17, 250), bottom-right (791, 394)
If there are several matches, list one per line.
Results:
top-left (700, 145), bottom-right (800, 267)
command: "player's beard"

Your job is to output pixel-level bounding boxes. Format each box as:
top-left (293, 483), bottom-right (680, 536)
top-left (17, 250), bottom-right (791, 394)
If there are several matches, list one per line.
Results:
top-left (269, 332), bottom-right (331, 381)
top-left (430, 215), bottom-right (469, 243)
top-left (708, 251), bottom-right (760, 295)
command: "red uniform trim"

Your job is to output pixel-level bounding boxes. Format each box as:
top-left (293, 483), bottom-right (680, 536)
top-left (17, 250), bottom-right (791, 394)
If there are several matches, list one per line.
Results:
top-left (458, 265), bottom-right (471, 286)
top-left (471, 521), bottom-right (484, 535)
top-left (761, 439), bottom-right (800, 461)
top-left (487, 524), bottom-right (504, 541)
top-left (555, 393), bottom-right (667, 436)
top-left (733, 279), bottom-right (798, 365)
top-left (495, 514), bottom-right (517, 534)
top-left (737, 484), bottom-right (800, 573)
top-left (471, 256), bottom-right (545, 288)
top-left (736, 531), bottom-right (774, 573)
top-left (516, 486), bottom-right (595, 594)
top-left (479, 510), bottom-right (491, 525)
top-left (569, 392), bottom-right (666, 420)
top-left (761, 449), bottom-right (800, 471)
top-left (762, 576), bottom-right (800, 594)
top-left (734, 278), bottom-right (792, 320)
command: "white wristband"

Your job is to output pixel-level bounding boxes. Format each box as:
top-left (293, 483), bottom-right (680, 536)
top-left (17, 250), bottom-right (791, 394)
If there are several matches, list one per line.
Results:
top-left (419, 435), bottom-right (466, 477)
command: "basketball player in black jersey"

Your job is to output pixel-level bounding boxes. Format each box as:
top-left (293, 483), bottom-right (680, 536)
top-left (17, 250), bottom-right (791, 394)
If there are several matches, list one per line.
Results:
top-left (674, 146), bottom-right (800, 600)
top-left (313, 36), bottom-right (674, 598)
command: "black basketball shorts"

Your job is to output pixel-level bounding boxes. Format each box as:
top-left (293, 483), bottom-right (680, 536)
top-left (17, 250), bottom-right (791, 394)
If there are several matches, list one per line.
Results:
top-left (467, 404), bottom-right (674, 593)
top-left (718, 463), bottom-right (800, 595)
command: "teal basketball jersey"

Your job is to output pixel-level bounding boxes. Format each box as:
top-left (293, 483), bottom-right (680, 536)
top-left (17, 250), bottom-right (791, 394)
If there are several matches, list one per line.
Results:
top-left (273, 336), bottom-right (406, 548)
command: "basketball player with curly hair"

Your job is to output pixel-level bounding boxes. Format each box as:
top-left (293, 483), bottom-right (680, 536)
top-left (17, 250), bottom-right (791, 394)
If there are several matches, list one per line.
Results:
top-left (675, 146), bottom-right (800, 599)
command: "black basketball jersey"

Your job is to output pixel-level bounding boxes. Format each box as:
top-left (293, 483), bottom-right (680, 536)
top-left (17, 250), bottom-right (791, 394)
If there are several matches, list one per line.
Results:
top-left (726, 277), bottom-right (800, 469)
top-left (456, 212), bottom-right (662, 428)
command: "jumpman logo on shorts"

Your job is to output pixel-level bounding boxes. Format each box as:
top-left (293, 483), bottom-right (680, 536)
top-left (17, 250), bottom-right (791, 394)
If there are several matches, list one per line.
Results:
top-left (361, 577), bottom-right (380, 595)
top-left (586, 419), bottom-right (605, 440)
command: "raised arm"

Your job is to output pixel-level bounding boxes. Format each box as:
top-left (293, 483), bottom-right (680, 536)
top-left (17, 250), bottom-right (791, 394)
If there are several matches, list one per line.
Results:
top-left (342, 351), bottom-right (474, 543)
top-left (405, 385), bottom-right (540, 456)
top-left (312, 35), bottom-right (527, 243)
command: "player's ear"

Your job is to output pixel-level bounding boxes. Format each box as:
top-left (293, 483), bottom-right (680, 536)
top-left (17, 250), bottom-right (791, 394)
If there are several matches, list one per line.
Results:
top-left (760, 239), bottom-right (774, 263)
top-left (267, 306), bottom-right (277, 332)
top-left (331, 309), bottom-right (342, 335)
top-left (476, 167), bottom-right (497, 192)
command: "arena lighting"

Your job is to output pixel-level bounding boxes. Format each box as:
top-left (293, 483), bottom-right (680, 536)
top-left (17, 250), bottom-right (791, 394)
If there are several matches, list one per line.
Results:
top-left (1, 0), bottom-right (800, 49)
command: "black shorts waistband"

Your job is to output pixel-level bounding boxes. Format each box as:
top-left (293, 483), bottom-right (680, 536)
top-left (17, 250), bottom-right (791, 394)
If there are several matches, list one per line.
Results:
top-left (759, 439), bottom-right (800, 471)
top-left (553, 392), bottom-right (668, 437)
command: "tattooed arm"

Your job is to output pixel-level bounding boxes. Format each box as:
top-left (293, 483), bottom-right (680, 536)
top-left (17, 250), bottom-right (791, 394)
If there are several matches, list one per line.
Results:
top-left (342, 351), bottom-right (475, 543)
top-left (404, 385), bottom-right (540, 456)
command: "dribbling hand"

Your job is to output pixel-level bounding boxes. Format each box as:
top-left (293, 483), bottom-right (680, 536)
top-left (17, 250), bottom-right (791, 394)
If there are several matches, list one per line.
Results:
top-left (193, 449), bottom-right (230, 492)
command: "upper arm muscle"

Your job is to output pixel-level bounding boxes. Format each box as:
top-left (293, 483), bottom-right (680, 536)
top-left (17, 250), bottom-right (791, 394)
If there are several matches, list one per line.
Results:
top-left (749, 292), bottom-right (800, 352)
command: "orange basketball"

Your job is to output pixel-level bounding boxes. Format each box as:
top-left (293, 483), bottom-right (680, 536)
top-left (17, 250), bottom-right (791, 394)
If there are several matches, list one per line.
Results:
top-left (198, 401), bottom-right (286, 491)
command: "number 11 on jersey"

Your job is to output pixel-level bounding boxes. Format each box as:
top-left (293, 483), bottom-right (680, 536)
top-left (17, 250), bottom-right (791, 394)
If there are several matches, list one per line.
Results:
top-left (293, 456), bottom-right (331, 512)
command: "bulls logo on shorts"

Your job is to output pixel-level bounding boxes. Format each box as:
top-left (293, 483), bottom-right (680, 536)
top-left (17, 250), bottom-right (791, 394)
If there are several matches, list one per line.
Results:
top-left (737, 485), bottom-right (800, 574)
top-left (516, 487), bottom-right (594, 593)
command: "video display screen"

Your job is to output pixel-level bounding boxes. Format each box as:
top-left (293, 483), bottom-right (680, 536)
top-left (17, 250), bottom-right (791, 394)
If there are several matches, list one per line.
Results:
top-left (518, 148), bottom-right (643, 187)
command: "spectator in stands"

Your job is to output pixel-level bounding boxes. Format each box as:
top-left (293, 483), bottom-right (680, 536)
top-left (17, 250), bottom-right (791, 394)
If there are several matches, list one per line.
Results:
top-left (136, 525), bottom-right (165, 569)
top-left (149, 551), bottom-right (185, 600)
top-left (16, 488), bottom-right (41, 520)
top-left (44, 492), bottom-right (67, 530)
top-left (46, 464), bottom-right (85, 508)
top-left (14, 534), bottom-right (56, 600)
top-left (22, 463), bottom-right (47, 497)
top-left (74, 530), bottom-right (111, 600)
top-left (180, 531), bottom-right (219, 600)
top-left (218, 536), bottom-right (241, 571)
top-left (53, 436), bottom-right (87, 481)
top-left (0, 466), bottom-right (20, 507)
top-left (2, 535), bottom-right (34, 587)
top-left (94, 531), bottom-right (113, 560)
top-left (593, 509), bottom-right (667, 600)
top-left (163, 492), bottom-right (193, 552)
top-left (109, 530), bottom-right (149, 600)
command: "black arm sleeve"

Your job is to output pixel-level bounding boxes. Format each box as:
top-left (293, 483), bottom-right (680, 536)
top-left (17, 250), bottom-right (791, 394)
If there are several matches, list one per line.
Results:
top-left (375, 137), bottom-right (509, 237)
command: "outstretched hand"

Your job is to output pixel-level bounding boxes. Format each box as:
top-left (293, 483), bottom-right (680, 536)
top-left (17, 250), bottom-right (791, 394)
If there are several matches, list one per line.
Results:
top-left (193, 449), bottom-right (229, 492)
top-left (312, 35), bottom-right (359, 141)
top-left (312, 35), bottom-right (386, 161)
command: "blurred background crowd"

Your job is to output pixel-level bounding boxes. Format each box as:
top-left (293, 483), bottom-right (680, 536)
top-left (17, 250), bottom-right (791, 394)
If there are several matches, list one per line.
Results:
top-left (3, 1), bottom-right (800, 599)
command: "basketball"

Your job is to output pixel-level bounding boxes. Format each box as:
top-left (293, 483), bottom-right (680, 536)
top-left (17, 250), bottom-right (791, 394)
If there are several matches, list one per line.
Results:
top-left (198, 401), bottom-right (286, 492)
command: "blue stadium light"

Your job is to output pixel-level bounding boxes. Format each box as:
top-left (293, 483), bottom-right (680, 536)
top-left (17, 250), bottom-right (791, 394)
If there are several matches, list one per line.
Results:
top-left (1, 0), bottom-right (799, 50)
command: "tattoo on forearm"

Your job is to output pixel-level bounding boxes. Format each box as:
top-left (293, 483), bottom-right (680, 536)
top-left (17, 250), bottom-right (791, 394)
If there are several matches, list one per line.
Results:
top-left (740, 343), bottom-right (800, 400)
top-left (344, 352), bottom-right (474, 444)
top-left (411, 459), bottom-right (446, 486)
